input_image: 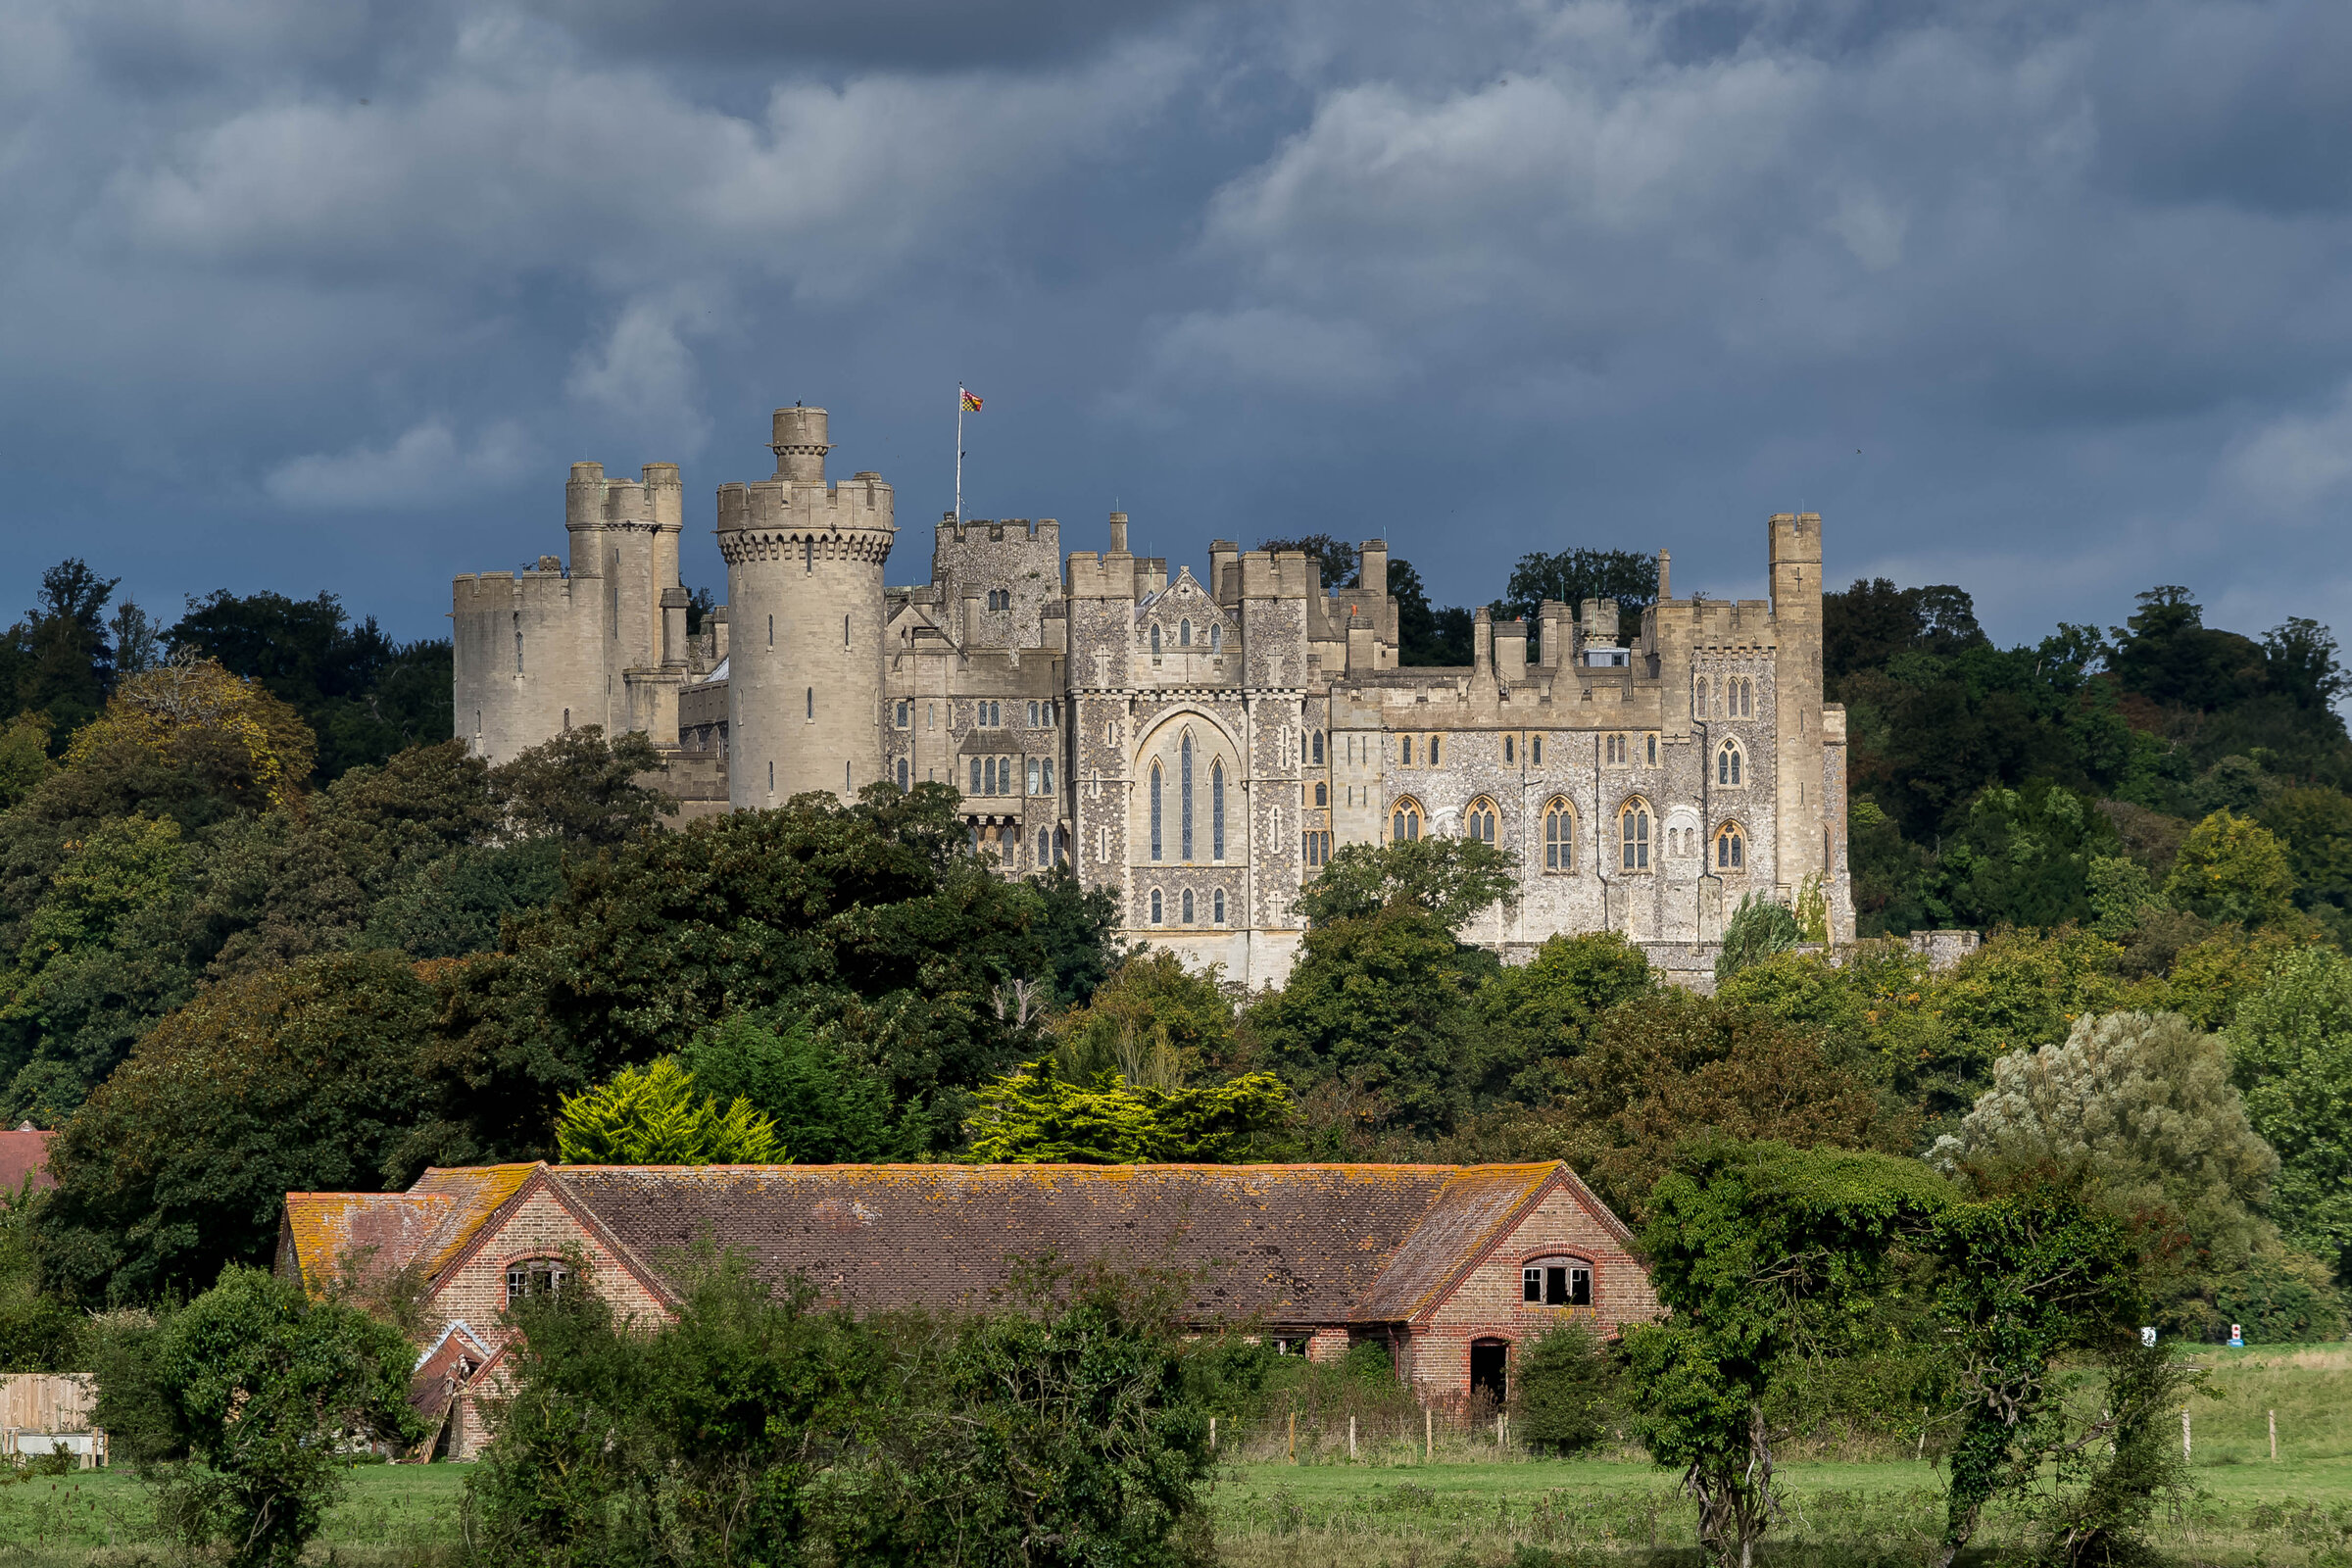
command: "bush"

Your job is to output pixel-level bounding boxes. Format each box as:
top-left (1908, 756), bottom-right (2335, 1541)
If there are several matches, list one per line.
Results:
top-left (1717, 896), bottom-right (1803, 982)
top-left (1513, 1320), bottom-right (1617, 1455)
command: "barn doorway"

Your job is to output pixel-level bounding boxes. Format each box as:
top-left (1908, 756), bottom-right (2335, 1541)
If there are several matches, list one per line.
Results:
top-left (1470, 1339), bottom-right (1507, 1404)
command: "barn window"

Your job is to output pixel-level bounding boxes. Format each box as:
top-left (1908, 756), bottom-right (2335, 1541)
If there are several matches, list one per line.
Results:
top-left (507, 1259), bottom-right (570, 1304)
top-left (1519, 1258), bottom-right (1592, 1306)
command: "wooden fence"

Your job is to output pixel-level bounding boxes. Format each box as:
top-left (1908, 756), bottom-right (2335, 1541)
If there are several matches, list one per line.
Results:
top-left (0, 1374), bottom-right (93, 1433)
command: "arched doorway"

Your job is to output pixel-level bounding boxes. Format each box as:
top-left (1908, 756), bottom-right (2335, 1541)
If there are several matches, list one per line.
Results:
top-left (1470, 1339), bottom-right (1507, 1404)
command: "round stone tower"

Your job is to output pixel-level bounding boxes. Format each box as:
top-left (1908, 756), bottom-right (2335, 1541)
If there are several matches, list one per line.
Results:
top-left (715, 407), bottom-right (897, 808)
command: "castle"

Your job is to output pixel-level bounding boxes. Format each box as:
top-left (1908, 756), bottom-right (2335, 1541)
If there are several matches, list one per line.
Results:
top-left (453, 404), bottom-right (1855, 986)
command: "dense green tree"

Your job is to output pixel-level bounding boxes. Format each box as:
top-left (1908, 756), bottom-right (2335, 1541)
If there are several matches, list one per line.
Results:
top-left (2111, 587), bottom-right (2271, 713)
top-left (2258, 785), bottom-right (2352, 937)
top-left (0, 561), bottom-right (120, 744)
top-left (33, 952), bottom-right (440, 1305)
top-left (1295, 832), bottom-right (1517, 930)
top-left (429, 783), bottom-right (1090, 1160)
top-left (489, 725), bottom-right (677, 844)
top-left (2230, 948), bottom-right (2352, 1281)
top-left (682, 1015), bottom-right (903, 1163)
top-left (1388, 559), bottom-right (1475, 665)
top-left (111, 1266), bottom-right (421, 1567)
top-left (1474, 989), bottom-right (1906, 1219)
top-left (1244, 904), bottom-right (1498, 1136)
top-left (1052, 949), bottom-right (1237, 1085)
top-left (1823, 578), bottom-right (1992, 688)
top-left (1624, 1144), bottom-right (1950, 1568)
top-left (1928, 1183), bottom-right (2152, 1567)
top-left (1473, 929), bottom-right (1656, 1101)
top-left (554, 1056), bottom-right (783, 1164)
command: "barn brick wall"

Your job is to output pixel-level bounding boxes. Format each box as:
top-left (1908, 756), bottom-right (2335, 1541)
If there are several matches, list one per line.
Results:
top-left (1401, 1182), bottom-right (1656, 1398)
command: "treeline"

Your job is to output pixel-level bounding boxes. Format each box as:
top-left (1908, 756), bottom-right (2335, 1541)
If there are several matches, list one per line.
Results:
top-left (0, 559), bottom-right (449, 784)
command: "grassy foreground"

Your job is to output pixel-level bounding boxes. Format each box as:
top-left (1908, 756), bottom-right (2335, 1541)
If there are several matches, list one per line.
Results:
top-left (0, 1345), bottom-right (2339, 1566)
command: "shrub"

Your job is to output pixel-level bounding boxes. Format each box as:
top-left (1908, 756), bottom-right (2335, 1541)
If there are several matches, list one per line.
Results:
top-left (1513, 1319), bottom-right (1617, 1456)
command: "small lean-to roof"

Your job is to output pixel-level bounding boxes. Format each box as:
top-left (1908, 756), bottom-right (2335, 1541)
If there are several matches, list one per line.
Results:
top-left (0, 1129), bottom-right (56, 1194)
top-left (548, 1162), bottom-right (1474, 1326)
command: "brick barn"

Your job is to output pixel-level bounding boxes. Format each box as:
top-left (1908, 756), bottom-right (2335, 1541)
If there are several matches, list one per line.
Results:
top-left (279, 1160), bottom-right (1654, 1459)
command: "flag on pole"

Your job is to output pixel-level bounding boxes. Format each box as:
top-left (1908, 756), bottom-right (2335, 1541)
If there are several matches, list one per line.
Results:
top-left (960, 389), bottom-right (984, 412)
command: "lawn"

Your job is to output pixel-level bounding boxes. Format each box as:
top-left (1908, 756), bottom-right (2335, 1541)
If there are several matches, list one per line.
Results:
top-left (0, 1344), bottom-right (2337, 1565)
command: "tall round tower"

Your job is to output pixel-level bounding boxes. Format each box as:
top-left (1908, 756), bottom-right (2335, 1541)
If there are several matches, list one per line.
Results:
top-left (715, 407), bottom-right (897, 808)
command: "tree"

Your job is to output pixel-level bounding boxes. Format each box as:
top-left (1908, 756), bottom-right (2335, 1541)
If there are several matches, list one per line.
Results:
top-left (32, 952), bottom-right (440, 1306)
top-left (682, 1015), bottom-right (901, 1163)
top-left (2165, 810), bottom-right (2297, 928)
top-left (1931, 1011), bottom-right (2285, 1331)
top-left (1513, 1318), bottom-right (1618, 1456)
top-left (2230, 948), bottom-right (2352, 1281)
top-left (10, 561), bottom-right (119, 742)
top-left (1716, 895), bottom-right (1802, 982)
top-left (2262, 616), bottom-right (2350, 711)
top-left (1822, 578), bottom-right (1989, 689)
top-left (553, 1056), bottom-right (784, 1164)
top-left (1474, 930), bottom-right (1656, 1100)
top-left (134, 1266), bottom-right (421, 1566)
top-left (1623, 1144), bottom-right (1950, 1568)
top-left (1928, 1183), bottom-right (2151, 1567)
top-left (0, 712), bottom-right (50, 809)
top-left (489, 725), bottom-right (677, 844)
top-left (64, 659), bottom-right (316, 812)
top-left (965, 1060), bottom-right (1294, 1162)
top-left (1487, 989), bottom-right (1907, 1220)
top-left (1387, 559), bottom-right (1474, 666)
top-left (428, 784), bottom-right (1065, 1160)
top-left (1294, 833), bottom-right (1517, 930)
top-left (1245, 904), bottom-right (1498, 1136)
top-left (1052, 949), bottom-right (1237, 1085)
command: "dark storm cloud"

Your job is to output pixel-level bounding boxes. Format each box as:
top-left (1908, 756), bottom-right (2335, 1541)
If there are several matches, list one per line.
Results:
top-left (0, 0), bottom-right (2347, 660)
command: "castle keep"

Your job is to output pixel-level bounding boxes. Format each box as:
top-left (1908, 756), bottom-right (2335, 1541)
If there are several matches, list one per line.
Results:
top-left (454, 403), bottom-right (1855, 985)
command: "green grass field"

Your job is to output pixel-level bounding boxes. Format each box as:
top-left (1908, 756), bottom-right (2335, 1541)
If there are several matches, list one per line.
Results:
top-left (0, 1345), bottom-right (2338, 1565)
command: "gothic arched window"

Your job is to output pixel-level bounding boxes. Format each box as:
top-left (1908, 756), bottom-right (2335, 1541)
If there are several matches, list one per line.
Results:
top-left (1311, 731), bottom-right (1324, 764)
top-left (1718, 740), bottom-right (1744, 787)
top-left (1694, 674), bottom-right (1710, 718)
top-left (1150, 761), bottom-right (1164, 862)
top-left (1150, 888), bottom-right (1163, 924)
top-left (1180, 619), bottom-right (1192, 647)
top-left (1180, 734), bottom-right (1196, 861)
top-left (1465, 797), bottom-right (1498, 845)
top-left (1716, 821), bottom-right (1747, 870)
top-left (896, 758), bottom-right (908, 790)
top-left (1544, 798), bottom-right (1576, 872)
top-left (1213, 888), bottom-right (1226, 924)
top-left (1391, 798), bottom-right (1423, 844)
top-left (1182, 888), bottom-right (1195, 923)
top-left (1151, 623), bottom-right (1161, 655)
top-left (1210, 623), bottom-right (1223, 652)
top-left (1619, 799), bottom-right (1652, 871)
top-left (1210, 759), bottom-right (1225, 859)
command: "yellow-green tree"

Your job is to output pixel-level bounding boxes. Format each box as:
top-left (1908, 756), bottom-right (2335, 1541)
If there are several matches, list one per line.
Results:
top-left (2165, 810), bottom-right (2297, 928)
top-left (65, 658), bottom-right (315, 809)
top-left (555, 1057), bottom-right (784, 1165)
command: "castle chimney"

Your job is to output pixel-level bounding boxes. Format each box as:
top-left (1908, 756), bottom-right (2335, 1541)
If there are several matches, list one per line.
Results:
top-left (1474, 606), bottom-right (1493, 674)
top-left (1358, 539), bottom-right (1388, 597)
top-left (1108, 512), bottom-right (1130, 554)
top-left (1657, 549), bottom-right (1671, 602)
top-left (771, 407), bottom-right (830, 483)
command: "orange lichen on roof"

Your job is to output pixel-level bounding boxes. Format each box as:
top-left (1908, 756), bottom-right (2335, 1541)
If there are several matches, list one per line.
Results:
top-left (282, 1192), bottom-right (452, 1288)
top-left (407, 1164), bottom-right (543, 1279)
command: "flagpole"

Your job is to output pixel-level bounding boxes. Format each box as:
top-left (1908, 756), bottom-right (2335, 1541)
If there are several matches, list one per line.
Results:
top-left (955, 384), bottom-right (964, 525)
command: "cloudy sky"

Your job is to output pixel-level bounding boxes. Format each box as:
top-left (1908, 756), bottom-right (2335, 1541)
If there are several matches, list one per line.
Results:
top-left (3, 0), bottom-right (2349, 650)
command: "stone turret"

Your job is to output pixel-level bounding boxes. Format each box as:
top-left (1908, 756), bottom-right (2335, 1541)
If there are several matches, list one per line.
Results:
top-left (715, 407), bottom-right (897, 806)
top-left (1768, 512), bottom-right (1825, 902)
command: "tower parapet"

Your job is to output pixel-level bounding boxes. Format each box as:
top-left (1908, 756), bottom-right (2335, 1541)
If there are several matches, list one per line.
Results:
top-left (715, 407), bottom-right (897, 807)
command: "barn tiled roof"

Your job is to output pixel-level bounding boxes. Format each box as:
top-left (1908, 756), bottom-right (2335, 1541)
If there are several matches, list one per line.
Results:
top-left (281, 1160), bottom-right (1611, 1330)
top-left (545, 1162), bottom-right (1558, 1326)
top-left (0, 1130), bottom-right (56, 1195)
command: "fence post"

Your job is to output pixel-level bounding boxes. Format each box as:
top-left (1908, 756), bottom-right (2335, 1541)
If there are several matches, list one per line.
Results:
top-left (1209, 1416), bottom-right (1216, 1454)
top-left (2181, 1410), bottom-right (2191, 1460)
top-left (1350, 1414), bottom-right (1357, 1461)
top-left (2269, 1409), bottom-right (2276, 1461)
top-left (1288, 1409), bottom-right (1297, 1463)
